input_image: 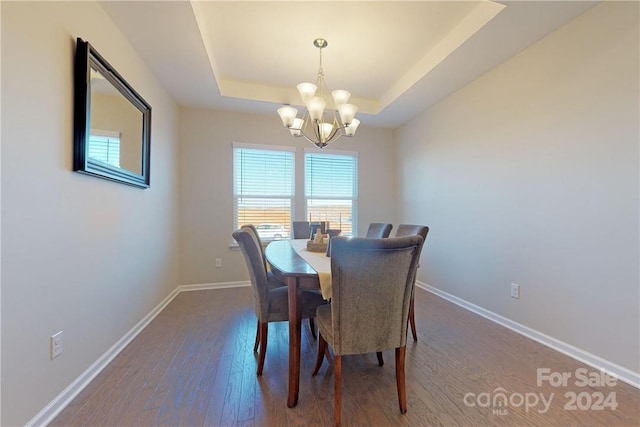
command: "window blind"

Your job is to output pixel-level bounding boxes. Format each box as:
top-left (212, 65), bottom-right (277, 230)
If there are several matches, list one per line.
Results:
top-left (233, 146), bottom-right (294, 240)
top-left (88, 130), bottom-right (121, 168)
top-left (305, 152), bottom-right (358, 237)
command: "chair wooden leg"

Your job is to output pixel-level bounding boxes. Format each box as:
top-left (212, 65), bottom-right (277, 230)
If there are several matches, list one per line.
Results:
top-left (395, 346), bottom-right (407, 414)
top-left (409, 295), bottom-right (417, 342)
top-left (334, 355), bottom-right (342, 427)
top-left (253, 319), bottom-right (260, 352)
top-left (312, 333), bottom-right (327, 376)
top-left (376, 351), bottom-right (384, 366)
top-left (309, 318), bottom-right (317, 339)
top-left (257, 322), bottom-right (268, 376)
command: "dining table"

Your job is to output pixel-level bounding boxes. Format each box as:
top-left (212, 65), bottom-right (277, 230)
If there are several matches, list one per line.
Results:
top-left (264, 238), bottom-right (332, 408)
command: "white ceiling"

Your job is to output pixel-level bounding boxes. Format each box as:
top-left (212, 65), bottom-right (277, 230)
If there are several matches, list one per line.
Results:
top-left (99, 0), bottom-right (598, 129)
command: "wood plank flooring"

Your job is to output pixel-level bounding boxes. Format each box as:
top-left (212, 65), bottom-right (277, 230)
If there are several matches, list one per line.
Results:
top-left (49, 287), bottom-right (640, 426)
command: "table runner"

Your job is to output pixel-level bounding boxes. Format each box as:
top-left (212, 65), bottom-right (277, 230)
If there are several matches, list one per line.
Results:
top-left (290, 239), bottom-right (332, 299)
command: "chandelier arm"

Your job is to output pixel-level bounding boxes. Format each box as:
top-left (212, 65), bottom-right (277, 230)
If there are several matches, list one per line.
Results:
top-left (326, 131), bottom-right (343, 144)
top-left (300, 119), bottom-right (321, 143)
top-left (331, 133), bottom-right (344, 143)
top-left (294, 121), bottom-right (345, 147)
top-left (325, 117), bottom-right (340, 143)
top-left (331, 109), bottom-right (355, 133)
top-left (312, 120), bottom-right (322, 143)
top-left (298, 129), bottom-right (330, 148)
top-left (288, 116), bottom-right (350, 139)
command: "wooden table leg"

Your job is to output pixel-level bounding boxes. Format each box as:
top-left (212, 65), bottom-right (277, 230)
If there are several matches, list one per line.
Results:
top-left (287, 277), bottom-right (302, 408)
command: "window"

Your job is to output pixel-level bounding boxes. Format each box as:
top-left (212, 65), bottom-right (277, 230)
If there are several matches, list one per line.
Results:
top-left (88, 129), bottom-right (120, 167)
top-left (233, 144), bottom-right (294, 240)
top-left (305, 151), bottom-right (358, 237)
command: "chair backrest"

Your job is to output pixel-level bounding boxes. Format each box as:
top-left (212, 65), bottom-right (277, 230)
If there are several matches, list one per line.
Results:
top-left (329, 236), bottom-right (423, 355)
top-left (242, 223), bottom-right (263, 246)
top-left (292, 221), bottom-right (312, 239)
top-left (394, 224), bottom-right (429, 256)
top-left (241, 224), bottom-right (267, 269)
top-left (394, 224), bottom-right (429, 282)
top-left (325, 229), bottom-right (342, 257)
top-left (232, 228), bottom-right (270, 320)
top-left (365, 222), bottom-right (393, 238)
top-left (326, 229), bottom-right (342, 238)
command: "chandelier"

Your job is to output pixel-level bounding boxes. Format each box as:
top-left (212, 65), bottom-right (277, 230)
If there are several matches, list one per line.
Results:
top-left (277, 38), bottom-right (360, 149)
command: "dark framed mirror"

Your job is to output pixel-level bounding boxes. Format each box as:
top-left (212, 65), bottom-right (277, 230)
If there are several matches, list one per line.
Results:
top-left (73, 38), bottom-right (151, 188)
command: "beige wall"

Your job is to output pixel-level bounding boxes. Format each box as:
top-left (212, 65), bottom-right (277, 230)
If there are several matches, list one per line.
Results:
top-left (395, 1), bottom-right (639, 373)
top-left (178, 108), bottom-right (396, 286)
top-left (1, 2), bottom-right (180, 425)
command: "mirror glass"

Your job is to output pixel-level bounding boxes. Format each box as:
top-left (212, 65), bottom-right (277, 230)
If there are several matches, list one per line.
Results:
top-left (89, 67), bottom-right (143, 174)
top-left (74, 38), bottom-right (151, 188)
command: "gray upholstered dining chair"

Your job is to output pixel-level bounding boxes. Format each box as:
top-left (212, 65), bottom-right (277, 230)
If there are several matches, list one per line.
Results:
top-left (233, 228), bottom-right (327, 375)
top-left (394, 224), bottom-right (429, 342)
top-left (292, 221), bottom-right (312, 239)
top-left (365, 222), bottom-right (393, 238)
top-left (241, 224), bottom-right (290, 350)
top-left (311, 235), bottom-right (423, 427)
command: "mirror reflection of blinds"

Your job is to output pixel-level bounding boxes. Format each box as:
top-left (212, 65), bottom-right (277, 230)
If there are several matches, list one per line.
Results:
top-left (88, 129), bottom-right (121, 168)
top-left (233, 145), bottom-right (295, 238)
top-left (305, 152), bottom-right (358, 237)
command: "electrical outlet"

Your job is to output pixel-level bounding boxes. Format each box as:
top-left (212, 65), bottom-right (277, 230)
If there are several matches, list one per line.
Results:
top-left (510, 283), bottom-right (520, 299)
top-left (215, 258), bottom-right (222, 268)
top-left (50, 331), bottom-right (63, 359)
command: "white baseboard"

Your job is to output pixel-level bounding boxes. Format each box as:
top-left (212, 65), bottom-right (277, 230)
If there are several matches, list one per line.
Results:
top-left (416, 281), bottom-right (640, 389)
top-left (179, 280), bottom-right (250, 292)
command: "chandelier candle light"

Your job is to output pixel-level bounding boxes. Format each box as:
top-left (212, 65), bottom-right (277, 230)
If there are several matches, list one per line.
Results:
top-left (277, 38), bottom-right (360, 148)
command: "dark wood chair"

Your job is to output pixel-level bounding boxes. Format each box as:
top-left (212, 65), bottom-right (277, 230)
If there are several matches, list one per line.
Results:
top-left (311, 236), bottom-right (423, 426)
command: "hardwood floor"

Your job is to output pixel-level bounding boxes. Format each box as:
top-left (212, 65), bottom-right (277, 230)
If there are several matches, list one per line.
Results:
top-left (49, 287), bottom-right (640, 426)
